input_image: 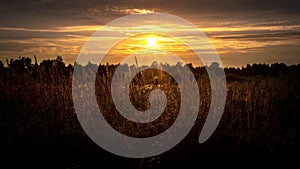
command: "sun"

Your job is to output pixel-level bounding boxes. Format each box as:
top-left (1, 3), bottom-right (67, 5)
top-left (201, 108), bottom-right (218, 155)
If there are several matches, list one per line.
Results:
top-left (147, 37), bottom-right (157, 48)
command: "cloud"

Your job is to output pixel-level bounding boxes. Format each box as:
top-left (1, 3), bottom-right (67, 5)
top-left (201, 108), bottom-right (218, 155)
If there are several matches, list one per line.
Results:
top-left (0, 0), bottom-right (299, 66)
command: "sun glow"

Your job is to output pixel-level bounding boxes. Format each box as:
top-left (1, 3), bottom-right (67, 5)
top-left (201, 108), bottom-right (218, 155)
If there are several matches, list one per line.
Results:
top-left (101, 33), bottom-right (203, 66)
top-left (147, 37), bottom-right (157, 48)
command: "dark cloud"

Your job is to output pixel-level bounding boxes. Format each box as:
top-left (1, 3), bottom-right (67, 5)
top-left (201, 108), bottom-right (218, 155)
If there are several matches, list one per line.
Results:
top-left (0, 0), bottom-right (299, 28)
top-left (0, 28), bottom-right (93, 40)
top-left (212, 30), bottom-right (300, 41)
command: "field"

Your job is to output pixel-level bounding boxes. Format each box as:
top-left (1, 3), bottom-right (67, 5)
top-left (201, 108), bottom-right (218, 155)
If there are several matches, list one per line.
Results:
top-left (0, 56), bottom-right (298, 168)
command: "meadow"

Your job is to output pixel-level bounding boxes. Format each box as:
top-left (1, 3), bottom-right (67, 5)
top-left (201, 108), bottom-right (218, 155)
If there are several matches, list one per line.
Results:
top-left (0, 56), bottom-right (298, 168)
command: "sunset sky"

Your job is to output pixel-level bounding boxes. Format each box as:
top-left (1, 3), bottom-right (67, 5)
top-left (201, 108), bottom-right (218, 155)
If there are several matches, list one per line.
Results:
top-left (0, 0), bottom-right (299, 67)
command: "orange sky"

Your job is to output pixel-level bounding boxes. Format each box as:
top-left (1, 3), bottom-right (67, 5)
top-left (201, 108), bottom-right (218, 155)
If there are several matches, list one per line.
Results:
top-left (99, 33), bottom-right (202, 66)
top-left (0, 1), bottom-right (299, 67)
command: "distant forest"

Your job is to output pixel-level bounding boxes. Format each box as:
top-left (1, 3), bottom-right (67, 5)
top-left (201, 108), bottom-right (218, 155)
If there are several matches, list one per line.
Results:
top-left (1, 56), bottom-right (299, 80)
top-left (0, 56), bottom-right (298, 168)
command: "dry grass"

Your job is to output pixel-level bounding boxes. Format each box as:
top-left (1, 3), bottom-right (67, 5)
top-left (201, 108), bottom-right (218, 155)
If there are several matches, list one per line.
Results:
top-left (0, 57), bottom-right (298, 167)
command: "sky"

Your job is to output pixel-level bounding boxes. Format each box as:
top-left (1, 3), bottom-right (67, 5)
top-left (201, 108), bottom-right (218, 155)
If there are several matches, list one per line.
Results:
top-left (0, 0), bottom-right (299, 67)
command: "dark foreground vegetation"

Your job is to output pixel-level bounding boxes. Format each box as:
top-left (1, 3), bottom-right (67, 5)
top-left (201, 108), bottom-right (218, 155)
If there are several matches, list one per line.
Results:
top-left (0, 56), bottom-right (298, 168)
